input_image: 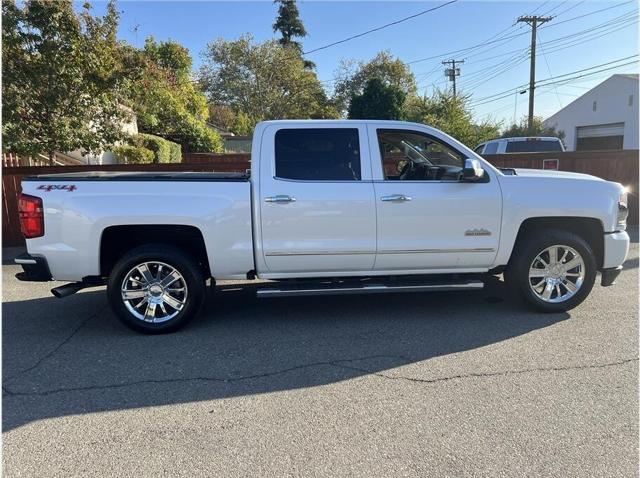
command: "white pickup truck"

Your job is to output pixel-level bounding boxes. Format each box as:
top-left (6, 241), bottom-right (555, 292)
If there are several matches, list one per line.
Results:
top-left (16, 120), bottom-right (630, 333)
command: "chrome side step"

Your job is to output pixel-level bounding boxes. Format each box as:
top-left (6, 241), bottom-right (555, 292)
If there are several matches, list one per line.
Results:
top-left (256, 279), bottom-right (483, 298)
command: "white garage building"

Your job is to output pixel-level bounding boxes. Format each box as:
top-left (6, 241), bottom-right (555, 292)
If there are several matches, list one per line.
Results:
top-left (543, 74), bottom-right (638, 151)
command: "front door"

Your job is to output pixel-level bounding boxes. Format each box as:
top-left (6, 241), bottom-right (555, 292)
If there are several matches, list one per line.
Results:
top-left (258, 125), bottom-right (376, 274)
top-left (368, 126), bottom-right (502, 272)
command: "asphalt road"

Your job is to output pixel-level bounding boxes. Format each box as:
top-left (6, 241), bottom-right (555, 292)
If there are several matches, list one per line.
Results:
top-left (3, 232), bottom-right (638, 477)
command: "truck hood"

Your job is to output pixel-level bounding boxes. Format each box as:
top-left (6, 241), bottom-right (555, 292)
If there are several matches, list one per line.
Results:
top-left (512, 168), bottom-right (604, 182)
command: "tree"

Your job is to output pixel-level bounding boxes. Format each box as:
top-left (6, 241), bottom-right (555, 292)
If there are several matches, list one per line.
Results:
top-left (272, 0), bottom-right (314, 69)
top-left (333, 51), bottom-right (417, 115)
top-left (501, 116), bottom-right (565, 140)
top-left (2, 0), bottom-right (129, 163)
top-left (208, 105), bottom-right (256, 136)
top-left (231, 111), bottom-right (255, 136)
top-left (403, 89), bottom-right (502, 148)
top-left (127, 38), bottom-right (223, 152)
top-left (348, 78), bottom-right (406, 120)
top-left (273, 0), bottom-right (307, 50)
top-left (199, 35), bottom-right (338, 130)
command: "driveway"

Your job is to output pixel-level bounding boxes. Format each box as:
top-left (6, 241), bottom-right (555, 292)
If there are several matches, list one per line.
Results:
top-left (3, 231), bottom-right (638, 477)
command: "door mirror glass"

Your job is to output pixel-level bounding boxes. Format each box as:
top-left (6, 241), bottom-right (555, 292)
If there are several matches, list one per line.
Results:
top-left (461, 159), bottom-right (485, 182)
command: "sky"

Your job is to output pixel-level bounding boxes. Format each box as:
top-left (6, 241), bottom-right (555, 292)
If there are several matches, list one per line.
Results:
top-left (84, 0), bottom-right (639, 127)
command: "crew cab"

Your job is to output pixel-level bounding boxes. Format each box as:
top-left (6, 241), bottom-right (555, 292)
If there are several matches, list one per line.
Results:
top-left (16, 120), bottom-right (630, 333)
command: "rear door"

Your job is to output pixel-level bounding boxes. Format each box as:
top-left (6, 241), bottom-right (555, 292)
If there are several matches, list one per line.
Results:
top-left (368, 124), bottom-right (502, 272)
top-left (257, 124), bottom-right (376, 274)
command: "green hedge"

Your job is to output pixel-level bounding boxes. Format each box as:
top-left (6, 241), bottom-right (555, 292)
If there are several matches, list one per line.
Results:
top-left (168, 141), bottom-right (182, 162)
top-left (132, 133), bottom-right (182, 163)
top-left (113, 145), bottom-right (154, 164)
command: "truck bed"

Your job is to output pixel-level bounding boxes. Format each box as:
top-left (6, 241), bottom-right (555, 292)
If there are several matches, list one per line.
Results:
top-left (21, 173), bottom-right (254, 281)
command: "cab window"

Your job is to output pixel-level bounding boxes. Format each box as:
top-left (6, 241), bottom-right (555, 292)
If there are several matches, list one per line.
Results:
top-left (483, 142), bottom-right (499, 154)
top-left (377, 129), bottom-right (466, 181)
top-left (275, 128), bottom-right (361, 181)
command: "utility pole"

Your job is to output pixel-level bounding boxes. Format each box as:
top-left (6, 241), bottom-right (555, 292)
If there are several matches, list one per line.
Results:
top-left (517, 15), bottom-right (552, 132)
top-left (442, 59), bottom-right (464, 98)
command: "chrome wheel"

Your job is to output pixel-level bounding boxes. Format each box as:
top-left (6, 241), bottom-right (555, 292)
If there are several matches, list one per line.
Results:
top-left (528, 245), bottom-right (585, 303)
top-left (121, 261), bottom-right (188, 323)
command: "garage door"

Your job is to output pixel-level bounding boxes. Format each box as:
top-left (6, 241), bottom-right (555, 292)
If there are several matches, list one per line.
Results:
top-left (576, 122), bottom-right (624, 151)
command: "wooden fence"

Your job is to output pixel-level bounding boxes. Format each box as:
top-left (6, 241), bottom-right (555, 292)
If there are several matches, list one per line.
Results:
top-left (2, 152), bottom-right (85, 167)
top-left (182, 153), bottom-right (250, 171)
top-left (3, 150), bottom-right (638, 247)
top-left (485, 150), bottom-right (639, 227)
top-left (3, 153), bottom-right (52, 168)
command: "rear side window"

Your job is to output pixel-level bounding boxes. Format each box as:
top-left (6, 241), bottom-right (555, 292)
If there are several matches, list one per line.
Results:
top-left (275, 128), bottom-right (361, 181)
top-left (506, 139), bottom-right (563, 153)
top-left (483, 142), bottom-right (499, 154)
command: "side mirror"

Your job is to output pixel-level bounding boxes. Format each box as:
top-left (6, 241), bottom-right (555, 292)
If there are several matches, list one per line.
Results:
top-left (461, 159), bottom-right (485, 182)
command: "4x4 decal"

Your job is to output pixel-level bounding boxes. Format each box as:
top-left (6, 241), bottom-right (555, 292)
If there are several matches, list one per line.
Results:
top-left (37, 185), bottom-right (77, 192)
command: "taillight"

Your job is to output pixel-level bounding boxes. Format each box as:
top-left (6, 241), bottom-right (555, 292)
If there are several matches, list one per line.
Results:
top-left (18, 194), bottom-right (44, 238)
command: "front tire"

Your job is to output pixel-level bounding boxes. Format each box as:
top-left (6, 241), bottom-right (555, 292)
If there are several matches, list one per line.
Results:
top-left (107, 244), bottom-right (206, 333)
top-left (505, 229), bottom-right (597, 312)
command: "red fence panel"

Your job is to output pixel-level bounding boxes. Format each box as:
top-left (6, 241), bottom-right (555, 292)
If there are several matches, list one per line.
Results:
top-left (483, 150), bottom-right (638, 225)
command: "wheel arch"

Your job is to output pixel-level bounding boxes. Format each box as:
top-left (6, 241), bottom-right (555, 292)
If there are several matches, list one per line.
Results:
top-left (99, 224), bottom-right (211, 278)
top-left (508, 217), bottom-right (604, 268)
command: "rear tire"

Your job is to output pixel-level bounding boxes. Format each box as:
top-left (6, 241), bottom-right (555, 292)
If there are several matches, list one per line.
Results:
top-left (505, 229), bottom-right (596, 312)
top-left (107, 244), bottom-right (206, 333)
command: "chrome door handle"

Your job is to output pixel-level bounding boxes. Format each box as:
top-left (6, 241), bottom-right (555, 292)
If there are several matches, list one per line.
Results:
top-left (380, 194), bottom-right (412, 202)
top-left (265, 195), bottom-right (296, 203)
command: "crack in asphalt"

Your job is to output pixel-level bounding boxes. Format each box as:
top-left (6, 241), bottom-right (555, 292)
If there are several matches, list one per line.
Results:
top-left (3, 355), bottom-right (637, 398)
top-left (2, 353), bottom-right (409, 397)
top-left (334, 357), bottom-right (640, 385)
top-left (3, 306), bottom-right (106, 384)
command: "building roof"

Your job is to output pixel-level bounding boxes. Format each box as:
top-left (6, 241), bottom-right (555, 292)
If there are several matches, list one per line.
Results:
top-left (613, 73), bottom-right (639, 81)
top-left (205, 121), bottom-right (235, 137)
top-left (544, 74), bottom-right (638, 124)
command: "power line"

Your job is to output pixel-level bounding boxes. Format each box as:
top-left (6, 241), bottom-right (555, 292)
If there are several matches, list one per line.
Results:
top-left (550, 0), bottom-right (586, 18)
top-left (540, 0), bottom-right (566, 16)
top-left (464, 4), bottom-right (634, 68)
top-left (460, 11), bottom-right (637, 90)
top-left (461, 52), bottom-right (530, 91)
top-left (536, 56), bottom-right (638, 85)
top-left (541, 15), bottom-right (637, 55)
top-left (302, 0), bottom-right (458, 55)
top-left (461, 49), bottom-right (530, 86)
top-left (319, 1), bottom-right (636, 91)
top-left (470, 60), bottom-right (638, 107)
top-left (471, 60), bottom-right (638, 108)
top-left (530, 0), bottom-right (552, 15)
top-left (405, 0), bottom-right (634, 66)
top-left (469, 55), bottom-right (639, 106)
top-left (461, 8), bottom-right (635, 75)
top-left (537, 61), bottom-right (638, 88)
top-left (537, 32), bottom-right (563, 109)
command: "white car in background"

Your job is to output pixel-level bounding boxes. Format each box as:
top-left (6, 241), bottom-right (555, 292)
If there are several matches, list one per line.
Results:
top-left (475, 136), bottom-right (565, 155)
